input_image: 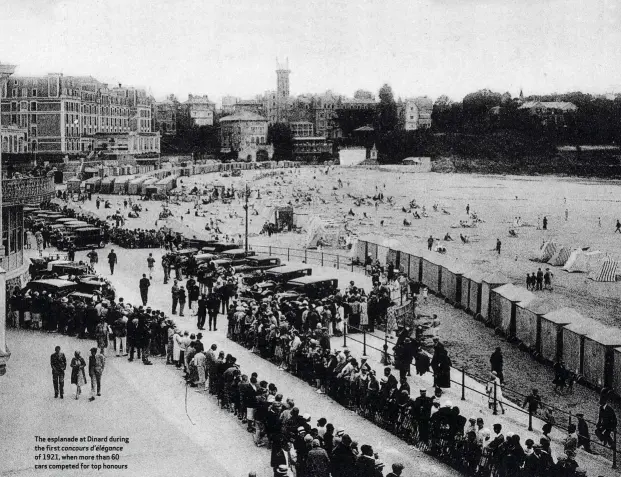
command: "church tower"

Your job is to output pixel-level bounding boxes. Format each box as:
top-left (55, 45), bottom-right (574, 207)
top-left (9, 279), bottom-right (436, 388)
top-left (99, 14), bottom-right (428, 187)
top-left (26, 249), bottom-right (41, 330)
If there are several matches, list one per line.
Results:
top-left (276, 57), bottom-right (290, 99)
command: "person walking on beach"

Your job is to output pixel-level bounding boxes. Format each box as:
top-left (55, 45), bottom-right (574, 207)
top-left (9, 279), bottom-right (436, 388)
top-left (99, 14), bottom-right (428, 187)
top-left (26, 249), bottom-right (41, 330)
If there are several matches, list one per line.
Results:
top-left (496, 239), bottom-right (501, 255)
top-left (536, 268), bottom-right (544, 291)
top-left (70, 351), bottom-right (87, 400)
top-left (466, 204), bottom-right (470, 215)
top-left (427, 235), bottom-right (434, 251)
top-left (615, 220), bottom-right (621, 233)
top-left (544, 268), bottom-right (553, 291)
top-left (108, 249), bottom-right (118, 275)
top-left (139, 274), bottom-right (150, 306)
top-left (565, 209), bottom-right (569, 221)
top-left (88, 347), bottom-right (105, 401)
top-left (51, 346), bottom-right (67, 399)
top-left (543, 216), bottom-right (548, 230)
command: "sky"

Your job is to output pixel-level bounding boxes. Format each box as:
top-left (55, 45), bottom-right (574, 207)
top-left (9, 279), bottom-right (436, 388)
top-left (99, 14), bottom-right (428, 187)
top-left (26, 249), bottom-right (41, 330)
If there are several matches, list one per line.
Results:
top-left (1, 0), bottom-right (620, 104)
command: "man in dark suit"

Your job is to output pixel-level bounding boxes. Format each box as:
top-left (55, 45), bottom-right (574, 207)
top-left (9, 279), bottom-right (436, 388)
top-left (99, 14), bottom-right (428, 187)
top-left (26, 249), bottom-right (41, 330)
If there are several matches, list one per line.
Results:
top-left (50, 346), bottom-right (67, 399)
top-left (139, 274), bottom-right (150, 306)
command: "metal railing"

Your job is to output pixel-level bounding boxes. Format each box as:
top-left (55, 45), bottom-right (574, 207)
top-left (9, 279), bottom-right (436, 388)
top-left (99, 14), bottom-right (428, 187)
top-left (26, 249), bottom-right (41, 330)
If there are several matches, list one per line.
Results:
top-left (342, 321), bottom-right (618, 468)
top-left (249, 244), bottom-right (363, 273)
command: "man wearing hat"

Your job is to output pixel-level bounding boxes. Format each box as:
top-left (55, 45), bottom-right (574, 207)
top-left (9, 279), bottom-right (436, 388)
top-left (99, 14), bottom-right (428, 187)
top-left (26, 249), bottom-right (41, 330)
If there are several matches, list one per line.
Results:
top-left (88, 347), bottom-right (105, 401)
top-left (139, 273), bottom-right (150, 306)
top-left (50, 345), bottom-right (67, 399)
top-left (331, 433), bottom-right (355, 477)
top-left (575, 412), bottom-right (592, 453)
top-left (413, 388), bottom-right (434, 442)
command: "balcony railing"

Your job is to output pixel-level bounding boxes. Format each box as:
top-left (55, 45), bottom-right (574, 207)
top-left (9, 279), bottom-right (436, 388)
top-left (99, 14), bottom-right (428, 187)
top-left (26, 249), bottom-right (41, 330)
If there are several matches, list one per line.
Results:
top-left (2, 175), bottom-right (56, 206)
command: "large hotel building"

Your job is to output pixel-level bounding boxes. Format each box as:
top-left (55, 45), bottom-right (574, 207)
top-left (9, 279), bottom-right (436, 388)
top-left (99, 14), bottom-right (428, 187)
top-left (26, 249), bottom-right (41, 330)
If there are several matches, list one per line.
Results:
top-left (1, 73), bottom-right (155, 157)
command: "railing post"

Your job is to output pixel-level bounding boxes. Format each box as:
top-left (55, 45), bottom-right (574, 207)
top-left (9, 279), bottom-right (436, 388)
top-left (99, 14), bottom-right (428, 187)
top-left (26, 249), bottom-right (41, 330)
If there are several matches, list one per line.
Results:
top-left (304, 249), bottom-right (307, 263)
top-left (269, 245), bottom-right (272, 255)
top-left (363, 328), bottom-right (367, 356)
top-left (493, 381), bottom-right (498, 415)
top-left (568, 412), bottom-right (572, 427)
top-left (461, 368), bottom-right (465, 401)
top-left (343, 319), bottom-right (347, 348)
top-left (337, 255), bottom-right (339, 269)
top-left (288, 248), bottom-right (290, 261)
top-left (614, 429), bottom-right (618, 469)
top-left (528, 407), bottom-right (533, 431)
top-left (321, 253), bottom-right (324, 266)
top-left (351, 259), bottom-right (353, 272)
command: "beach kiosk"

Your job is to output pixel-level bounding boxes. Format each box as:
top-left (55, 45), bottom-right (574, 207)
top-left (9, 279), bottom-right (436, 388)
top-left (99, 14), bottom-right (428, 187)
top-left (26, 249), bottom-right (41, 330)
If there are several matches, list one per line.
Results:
top-left (540, 308), bottom-right (582, 364)
top-left (582, 327), bottom-right (621, 389)
top-left (561, 314), bottom-right (601, 375)
top-left (480, 271), bottom-right (510, 323)
top-left (515, 298), bottom-right (559, 352)
top-left (489, 284), bottom-right (536, 337)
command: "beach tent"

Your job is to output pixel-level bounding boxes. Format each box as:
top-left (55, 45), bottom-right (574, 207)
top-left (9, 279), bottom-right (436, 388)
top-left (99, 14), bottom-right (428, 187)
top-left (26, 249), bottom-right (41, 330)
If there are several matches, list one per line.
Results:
top-left (515, 298), bottom-right (559, 352)
top-left (547, 246), bottom-right (572, 266)
top-left (589, 260), bottom-right (619, 282)
top-left (534, 241), bottom-right (558, 262)
top-left (489, 284), bottom-right (537, 337)
top-left (563, 250), bottom-right (604, 273)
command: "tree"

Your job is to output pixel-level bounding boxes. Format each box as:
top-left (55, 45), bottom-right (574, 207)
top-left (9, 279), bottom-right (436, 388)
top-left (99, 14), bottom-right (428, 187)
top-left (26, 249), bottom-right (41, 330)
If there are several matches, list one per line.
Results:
top-left (334, 108), bottom-right (376, 139)
top-left (374, 84), bottom-right (400, 162)
top-left (375, 84), bottom-right (399, 135)
top-left (267, 122), bottom-right (293, 162)
top-left (462, 89), bottom-right (503, 133)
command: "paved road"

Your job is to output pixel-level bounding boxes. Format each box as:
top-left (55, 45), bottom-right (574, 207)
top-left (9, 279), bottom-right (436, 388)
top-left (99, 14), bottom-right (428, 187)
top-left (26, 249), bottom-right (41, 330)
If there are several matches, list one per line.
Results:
top-left (1, 245), bottom-right (456, 477)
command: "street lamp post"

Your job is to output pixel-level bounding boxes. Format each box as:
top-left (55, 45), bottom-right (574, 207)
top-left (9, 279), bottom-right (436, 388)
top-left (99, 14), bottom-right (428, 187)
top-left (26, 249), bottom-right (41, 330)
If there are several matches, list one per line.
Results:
top-left (0, 62), bottom-right (16, 376)
top-left (243, 182), bottom-right (250, 253)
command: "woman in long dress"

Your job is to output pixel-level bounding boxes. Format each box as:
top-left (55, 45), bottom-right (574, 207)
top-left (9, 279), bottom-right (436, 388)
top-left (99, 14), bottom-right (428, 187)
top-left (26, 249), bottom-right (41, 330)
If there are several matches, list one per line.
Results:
top-left (486, 371), bottom-right (505, 414)
top-left (70, 351), bottom-right (87, 400)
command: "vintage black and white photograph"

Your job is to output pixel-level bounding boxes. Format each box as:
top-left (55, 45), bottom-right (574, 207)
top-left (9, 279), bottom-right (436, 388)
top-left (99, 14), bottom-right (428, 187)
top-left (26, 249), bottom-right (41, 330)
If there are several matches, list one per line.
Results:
top-left (1, 0), bottom-right (620, 476)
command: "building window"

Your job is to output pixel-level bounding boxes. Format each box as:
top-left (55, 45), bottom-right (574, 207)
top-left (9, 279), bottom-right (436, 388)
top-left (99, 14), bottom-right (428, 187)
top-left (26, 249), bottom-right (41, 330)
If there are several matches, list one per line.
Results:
top-left (31, 102), bottom-right (37, 111)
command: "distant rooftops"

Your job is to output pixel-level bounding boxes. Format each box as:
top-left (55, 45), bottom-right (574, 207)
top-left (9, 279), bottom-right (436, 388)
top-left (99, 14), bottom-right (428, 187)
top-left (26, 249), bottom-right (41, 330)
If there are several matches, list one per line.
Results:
top-left (220, 111), bottom-right (267, 122)
top-left (518, 101), bottom-right (577, 111)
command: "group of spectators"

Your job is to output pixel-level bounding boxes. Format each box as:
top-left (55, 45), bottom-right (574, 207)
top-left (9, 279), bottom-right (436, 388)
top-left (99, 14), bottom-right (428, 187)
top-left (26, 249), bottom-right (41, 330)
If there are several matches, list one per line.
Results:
top-left (174, 336), bottom-right (409, 477)
top-left (9, 287), bottom-right (171, 367)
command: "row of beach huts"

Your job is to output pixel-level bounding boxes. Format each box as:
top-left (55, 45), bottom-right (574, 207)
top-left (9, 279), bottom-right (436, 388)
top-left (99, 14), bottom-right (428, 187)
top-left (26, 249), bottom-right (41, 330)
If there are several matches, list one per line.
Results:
top-left (354, 234), bottom-right (621, 398)
top-left (66, 160), bottom-right (300, 195)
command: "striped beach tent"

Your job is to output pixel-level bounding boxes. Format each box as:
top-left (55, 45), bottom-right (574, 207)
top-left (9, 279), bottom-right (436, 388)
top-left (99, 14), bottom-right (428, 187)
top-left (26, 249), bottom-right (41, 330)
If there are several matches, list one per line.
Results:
top-left (534, 241), bottom-right (558, 262)
top-left (548, 246), bottom-right (572, 266)
top-left (589, 260), bottom-right (619, 282)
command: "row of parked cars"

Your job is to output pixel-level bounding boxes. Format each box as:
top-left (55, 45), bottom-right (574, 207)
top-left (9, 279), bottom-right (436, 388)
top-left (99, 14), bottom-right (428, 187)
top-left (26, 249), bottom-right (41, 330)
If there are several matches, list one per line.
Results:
top-left (25, 207), bottom-right (107, 250)
top-left (24, 256), bottom-right (116, 303)
top-left (171, 239), bottom-right (339, 303)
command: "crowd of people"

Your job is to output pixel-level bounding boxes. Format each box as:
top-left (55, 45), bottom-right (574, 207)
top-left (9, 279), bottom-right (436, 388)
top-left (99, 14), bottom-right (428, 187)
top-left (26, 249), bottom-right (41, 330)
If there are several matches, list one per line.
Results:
top-left (24, 199), bottom-right (612, 476)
